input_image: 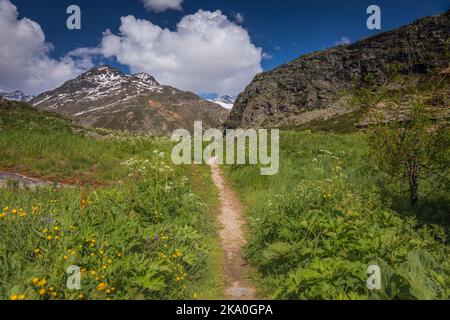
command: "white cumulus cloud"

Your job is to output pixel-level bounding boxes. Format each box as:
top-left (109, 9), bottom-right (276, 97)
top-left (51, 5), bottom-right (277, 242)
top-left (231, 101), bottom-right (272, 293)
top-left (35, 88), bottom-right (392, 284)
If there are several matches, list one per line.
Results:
top-left (0, 0), bottom-right (92, 95)
top-left (99, 10), bottom-right (263, 95)
top-left (141, 0), bottom-right (184, 12)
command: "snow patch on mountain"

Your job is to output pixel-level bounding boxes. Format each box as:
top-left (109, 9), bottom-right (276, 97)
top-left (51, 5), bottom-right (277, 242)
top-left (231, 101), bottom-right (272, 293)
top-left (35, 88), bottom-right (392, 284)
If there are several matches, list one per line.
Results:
top-left (207, 95), bottom-right (236, 110)
top-left (29, 65), bottom-right (230, 135)
top-left (0, 90), bottom-right (34, 102)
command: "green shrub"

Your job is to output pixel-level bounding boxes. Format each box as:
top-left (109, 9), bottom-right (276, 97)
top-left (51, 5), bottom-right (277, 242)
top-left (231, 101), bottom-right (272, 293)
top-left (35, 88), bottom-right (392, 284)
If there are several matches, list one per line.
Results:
top-left (226, 131), bottom-right (450, 300)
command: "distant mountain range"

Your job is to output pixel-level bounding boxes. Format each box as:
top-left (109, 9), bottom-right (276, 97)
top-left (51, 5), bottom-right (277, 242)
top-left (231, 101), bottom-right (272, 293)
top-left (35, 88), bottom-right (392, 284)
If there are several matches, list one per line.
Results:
top-left (0, 90), bottom-right (34, 102)
top-left (207, 95), bottom-right (236, 110)
top-left (31, 66), bottom-right (229, 135)
top-left (226, 10), bottom-right (450, 130)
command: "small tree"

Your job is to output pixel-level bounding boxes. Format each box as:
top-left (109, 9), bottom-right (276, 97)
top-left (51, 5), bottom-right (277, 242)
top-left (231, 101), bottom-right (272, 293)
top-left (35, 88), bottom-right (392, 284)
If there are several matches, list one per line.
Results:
top-left (358, 73), bottom-right (449, 207)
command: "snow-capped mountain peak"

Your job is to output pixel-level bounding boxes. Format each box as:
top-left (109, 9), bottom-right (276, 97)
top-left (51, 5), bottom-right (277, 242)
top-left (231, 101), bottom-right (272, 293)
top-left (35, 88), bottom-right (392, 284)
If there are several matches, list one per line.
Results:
top-left (29, 65), bottom-right (229, 136)
top-left (208, 95), bottom-right (236, 110)
top-left (0, 90), bottom-right (34, 102)
top-left (132, 73), bottom-right (159, 86)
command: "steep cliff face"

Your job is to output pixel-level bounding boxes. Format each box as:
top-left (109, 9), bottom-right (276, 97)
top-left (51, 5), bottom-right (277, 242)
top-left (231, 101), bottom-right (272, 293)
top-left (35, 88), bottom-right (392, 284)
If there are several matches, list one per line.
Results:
top-left (226, 10), bottom-right (450, 130)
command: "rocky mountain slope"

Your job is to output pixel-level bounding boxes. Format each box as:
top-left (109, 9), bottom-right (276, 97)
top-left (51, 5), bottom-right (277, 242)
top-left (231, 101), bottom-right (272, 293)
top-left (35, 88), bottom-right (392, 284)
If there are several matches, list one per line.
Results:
top-left (31, 66), bottom-right (229, 135)
top-left (226, 10), bottom-right (450, 130)
top-left (207, 95), bottom-right (236, 110)
top-left (0, 90), bottom-right (33, 102)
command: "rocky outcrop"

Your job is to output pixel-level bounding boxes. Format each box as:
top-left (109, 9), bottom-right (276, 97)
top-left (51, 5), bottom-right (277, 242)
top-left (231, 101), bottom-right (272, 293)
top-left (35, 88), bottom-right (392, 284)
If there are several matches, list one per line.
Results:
top-left (226, 10), bottom-right (450, 129)
top-left (31, 66), bottom-right (229, 135)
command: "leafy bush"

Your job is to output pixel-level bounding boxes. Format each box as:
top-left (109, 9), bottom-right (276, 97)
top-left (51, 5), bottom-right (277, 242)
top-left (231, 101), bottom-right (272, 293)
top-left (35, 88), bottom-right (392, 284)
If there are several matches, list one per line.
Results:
top-left (226, 131), bottom-right (450, 300)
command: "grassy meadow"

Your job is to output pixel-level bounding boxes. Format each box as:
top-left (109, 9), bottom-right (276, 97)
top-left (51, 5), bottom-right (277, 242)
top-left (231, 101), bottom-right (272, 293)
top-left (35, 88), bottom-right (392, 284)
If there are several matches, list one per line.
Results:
top-left (1, 99), bottom-right (449, 300)
top-left (225, 131), bottom-right (450, 300)
top-left (0, 101), bottom-right (224, 300)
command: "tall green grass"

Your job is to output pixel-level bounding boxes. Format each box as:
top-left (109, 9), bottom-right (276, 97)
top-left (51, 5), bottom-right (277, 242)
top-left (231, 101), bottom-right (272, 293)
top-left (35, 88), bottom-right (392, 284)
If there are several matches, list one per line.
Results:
top-left (0, 102), bottom-right (223, 300)
top-left (0, 101), bottom-right (164, 182)
top-left (225, 131), bottom-right (450, 300)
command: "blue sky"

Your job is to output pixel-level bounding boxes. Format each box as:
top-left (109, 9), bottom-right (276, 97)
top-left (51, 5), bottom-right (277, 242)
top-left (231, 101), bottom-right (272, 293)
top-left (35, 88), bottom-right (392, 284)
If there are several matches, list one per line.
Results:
top-left (2, 0), bottom-right (449, 96)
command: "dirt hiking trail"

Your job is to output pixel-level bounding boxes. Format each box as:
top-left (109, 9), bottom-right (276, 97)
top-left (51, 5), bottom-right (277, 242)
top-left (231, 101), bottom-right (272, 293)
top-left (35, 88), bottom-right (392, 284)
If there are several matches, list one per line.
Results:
top-left (207, 157), bottom-right (257, 300)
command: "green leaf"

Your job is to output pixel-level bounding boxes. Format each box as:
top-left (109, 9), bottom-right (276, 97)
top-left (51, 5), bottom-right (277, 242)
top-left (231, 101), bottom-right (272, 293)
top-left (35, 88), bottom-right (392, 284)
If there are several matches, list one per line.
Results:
top-left (261, 242), bottom-right (292, 265)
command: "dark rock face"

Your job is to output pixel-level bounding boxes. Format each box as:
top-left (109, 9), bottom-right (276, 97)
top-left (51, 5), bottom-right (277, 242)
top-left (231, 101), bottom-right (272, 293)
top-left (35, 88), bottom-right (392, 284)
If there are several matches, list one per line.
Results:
top-left (31, 65), bottom-right (229, 135)
top-left (226, 10), bottom-right (450, 129)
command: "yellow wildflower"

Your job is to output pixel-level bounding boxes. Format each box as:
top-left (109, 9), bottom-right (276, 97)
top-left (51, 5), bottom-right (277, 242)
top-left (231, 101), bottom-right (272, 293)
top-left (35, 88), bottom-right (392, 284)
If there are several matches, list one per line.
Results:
top-left (38, 278), bottom-right (46, 287)
top-left (81, 197), bottom-right (89, 208)
top-left (10, 295), bottom-right (18, 300)
top-left (97, 283), bottom-right (107, 291)
top-left (39, 288), bottom-right (46, 296)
